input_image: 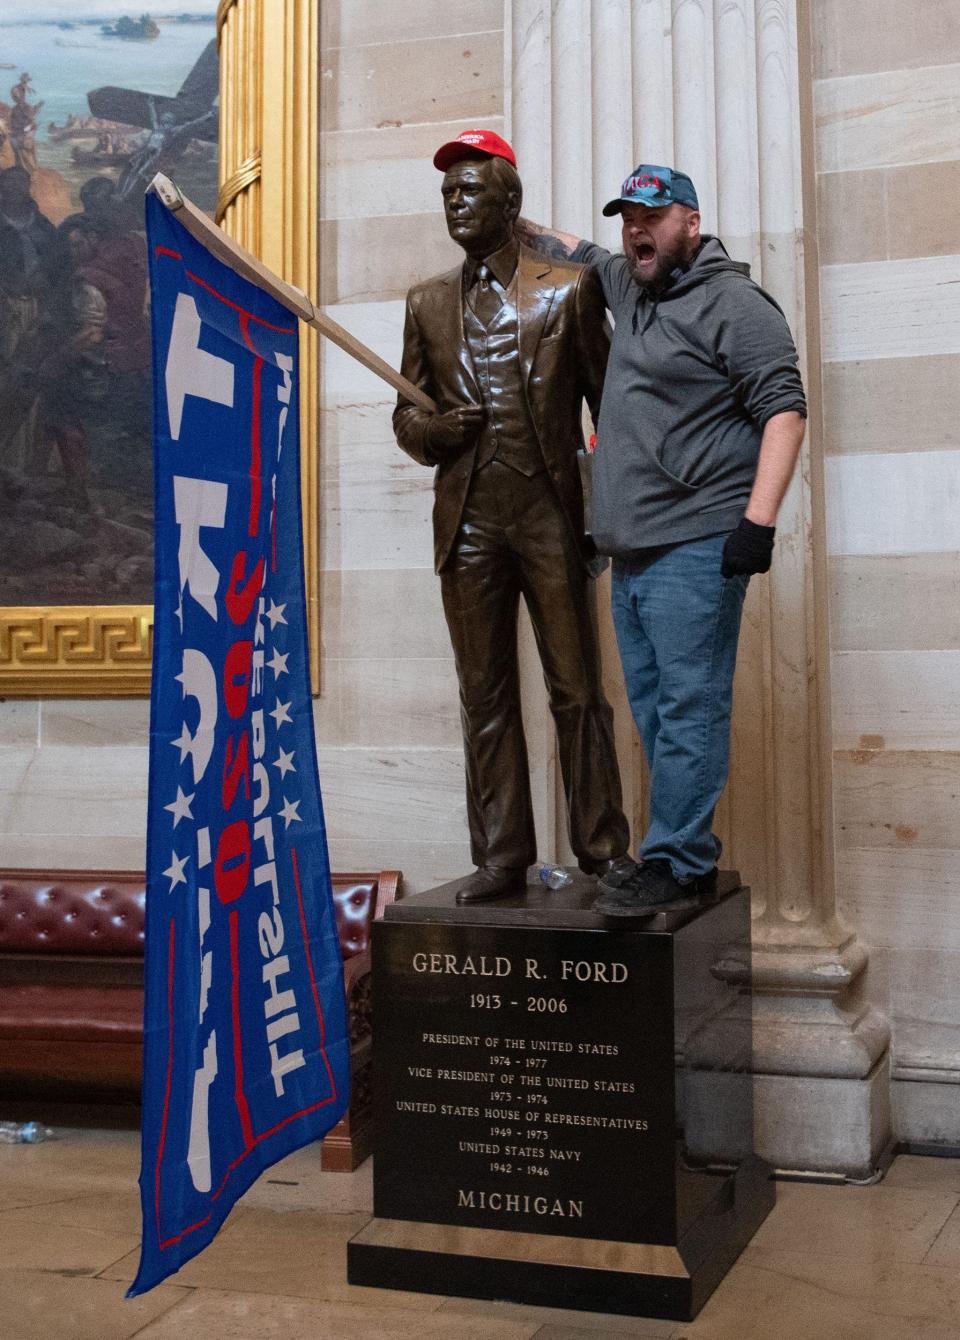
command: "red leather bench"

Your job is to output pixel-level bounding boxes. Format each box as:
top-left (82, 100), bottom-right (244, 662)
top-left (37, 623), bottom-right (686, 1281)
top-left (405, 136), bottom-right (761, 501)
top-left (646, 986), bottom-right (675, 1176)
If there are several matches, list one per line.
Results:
top-left (0, 866), bottom-right (400, 1170)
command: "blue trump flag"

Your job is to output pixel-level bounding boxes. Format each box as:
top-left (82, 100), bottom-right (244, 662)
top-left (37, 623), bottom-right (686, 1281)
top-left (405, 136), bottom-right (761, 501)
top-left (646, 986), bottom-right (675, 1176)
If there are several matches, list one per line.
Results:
top-left (131, 193), bottom-right (349, 1295)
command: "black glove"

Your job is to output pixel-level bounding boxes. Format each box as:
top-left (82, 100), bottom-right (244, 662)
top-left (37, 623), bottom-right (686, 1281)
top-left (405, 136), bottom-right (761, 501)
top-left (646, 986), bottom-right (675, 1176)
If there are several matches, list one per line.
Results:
top-left (425, 405), bottom-right (484, 457)
top-left (721, 518), bottom-right (775, 578)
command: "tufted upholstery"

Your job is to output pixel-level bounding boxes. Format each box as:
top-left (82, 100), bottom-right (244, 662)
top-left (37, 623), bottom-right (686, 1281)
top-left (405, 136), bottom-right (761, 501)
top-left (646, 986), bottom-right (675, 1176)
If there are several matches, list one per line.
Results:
top-left (0, 866), bottom-right (400, 1162)
top-left (0, 874), bottom-right (145, 957)
top-left (332, 879), bottom-right (378, 959)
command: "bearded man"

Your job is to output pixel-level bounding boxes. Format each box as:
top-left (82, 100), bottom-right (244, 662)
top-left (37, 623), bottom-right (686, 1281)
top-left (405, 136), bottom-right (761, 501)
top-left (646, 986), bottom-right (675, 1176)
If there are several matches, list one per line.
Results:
top-left (517, 164), bottom-right (807, 916)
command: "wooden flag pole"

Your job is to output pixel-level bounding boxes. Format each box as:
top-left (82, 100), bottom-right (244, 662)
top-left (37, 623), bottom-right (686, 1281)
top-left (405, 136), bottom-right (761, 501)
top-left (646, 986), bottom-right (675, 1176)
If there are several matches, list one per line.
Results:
top-left (148, 172), bottom-right (437, 415)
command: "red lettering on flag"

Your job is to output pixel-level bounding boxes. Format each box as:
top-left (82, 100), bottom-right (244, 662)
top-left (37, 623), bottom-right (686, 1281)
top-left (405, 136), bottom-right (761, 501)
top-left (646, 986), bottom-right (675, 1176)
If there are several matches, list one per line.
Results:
top-left (226, 552), bottom-right (266, 625)
top-left (229, 909), bottom-right (255, 1150)
top-left (223, 640), bottom-right (253, 719)
top-left (240, 315), bottom-right (263, 538)
top-left (214, 820), bottom-right (251, 904)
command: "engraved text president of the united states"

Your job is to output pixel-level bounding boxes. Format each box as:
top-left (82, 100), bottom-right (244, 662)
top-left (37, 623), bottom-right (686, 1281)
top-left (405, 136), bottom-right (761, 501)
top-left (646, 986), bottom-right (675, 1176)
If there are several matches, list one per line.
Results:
top-left (393, 129), bottom-right (633, 904)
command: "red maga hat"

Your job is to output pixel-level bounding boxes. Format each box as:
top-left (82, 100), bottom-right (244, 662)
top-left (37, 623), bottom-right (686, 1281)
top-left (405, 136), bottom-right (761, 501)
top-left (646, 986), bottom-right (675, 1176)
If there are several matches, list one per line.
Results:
top-left (433, 129), bottom-right (517, 172)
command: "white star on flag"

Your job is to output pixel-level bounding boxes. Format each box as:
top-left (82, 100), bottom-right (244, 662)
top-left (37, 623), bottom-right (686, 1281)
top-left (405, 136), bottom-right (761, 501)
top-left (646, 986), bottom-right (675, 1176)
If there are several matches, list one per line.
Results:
top-left (165, 786), bottom-right (195, 827)
top-left (273, 747), bottom-right (296, 778)
top-left (279, 796), bottom-right (302, 829)
top-left (171, 723), bottom-right (195, 763)
top-left (269, 698), bottom-right (293, 728)
top-left (174, 595), bottom-right (184, 631)
top-left (267, 647), bottom-right (290, 678)
top-left (164, 852), bottom-right (189, 890)
top-left (265, 599), bottom-right (287, 629)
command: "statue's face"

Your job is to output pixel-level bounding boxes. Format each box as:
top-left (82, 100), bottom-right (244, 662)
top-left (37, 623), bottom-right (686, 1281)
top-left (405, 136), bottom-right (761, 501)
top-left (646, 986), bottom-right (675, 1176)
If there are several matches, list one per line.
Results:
top-left (441, 159), bottom-right (514, 257)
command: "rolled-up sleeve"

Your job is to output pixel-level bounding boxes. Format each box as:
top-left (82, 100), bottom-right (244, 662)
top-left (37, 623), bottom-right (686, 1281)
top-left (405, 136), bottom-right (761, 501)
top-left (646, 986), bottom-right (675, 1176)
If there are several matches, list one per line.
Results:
top-left (572, 240), bottom-right (634, 314)
top-left (715, 284), bottom-right (807, 427)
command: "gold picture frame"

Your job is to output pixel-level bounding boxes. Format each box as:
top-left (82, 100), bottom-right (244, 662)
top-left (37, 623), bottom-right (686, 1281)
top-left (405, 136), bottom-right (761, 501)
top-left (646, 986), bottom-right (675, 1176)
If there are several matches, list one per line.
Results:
top-left (0, 0), bottom-right (320, 695)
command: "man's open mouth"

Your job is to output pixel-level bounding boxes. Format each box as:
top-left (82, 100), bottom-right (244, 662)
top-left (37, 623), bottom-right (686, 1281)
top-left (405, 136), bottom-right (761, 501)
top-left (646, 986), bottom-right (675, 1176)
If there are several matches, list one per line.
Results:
top-left (635, 243), bottom-right (656, 264)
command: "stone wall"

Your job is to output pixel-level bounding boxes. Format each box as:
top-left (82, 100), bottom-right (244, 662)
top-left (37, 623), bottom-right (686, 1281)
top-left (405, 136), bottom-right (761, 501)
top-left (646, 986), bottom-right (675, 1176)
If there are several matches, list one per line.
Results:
top-left (813, 0), bottom-right (960, 1141)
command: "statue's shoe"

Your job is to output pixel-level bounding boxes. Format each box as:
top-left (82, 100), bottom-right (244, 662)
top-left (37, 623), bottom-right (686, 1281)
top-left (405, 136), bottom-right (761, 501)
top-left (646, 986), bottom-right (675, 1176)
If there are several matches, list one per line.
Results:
top-left (455, 865), bottom-right (528, 904)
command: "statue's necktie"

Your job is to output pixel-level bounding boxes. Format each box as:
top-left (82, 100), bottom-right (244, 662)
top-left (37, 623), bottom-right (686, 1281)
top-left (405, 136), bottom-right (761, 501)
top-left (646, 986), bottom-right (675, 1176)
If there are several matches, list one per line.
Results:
top-left (472, 263), bottom-right (504, 326)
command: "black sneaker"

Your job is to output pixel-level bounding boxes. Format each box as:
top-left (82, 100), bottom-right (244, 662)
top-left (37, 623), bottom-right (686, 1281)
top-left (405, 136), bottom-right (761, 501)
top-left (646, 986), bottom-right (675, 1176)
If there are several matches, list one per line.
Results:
top-left (593, 859), bottom-right (716, 918)
top-left (581, 854), bottom-right (641, 884)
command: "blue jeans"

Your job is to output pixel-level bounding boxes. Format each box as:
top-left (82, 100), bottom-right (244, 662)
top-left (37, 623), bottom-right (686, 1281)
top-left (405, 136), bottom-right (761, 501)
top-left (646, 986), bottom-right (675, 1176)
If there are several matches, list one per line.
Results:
top-left (611, 534), bottom-right (749, 880)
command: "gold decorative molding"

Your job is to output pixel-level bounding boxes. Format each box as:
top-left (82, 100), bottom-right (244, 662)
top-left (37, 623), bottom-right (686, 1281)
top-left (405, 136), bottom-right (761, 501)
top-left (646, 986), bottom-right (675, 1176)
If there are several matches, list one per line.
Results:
top-left (0, 607), bottom-right (152, 696)
top-left (215, 150), bottom-right (262, 223)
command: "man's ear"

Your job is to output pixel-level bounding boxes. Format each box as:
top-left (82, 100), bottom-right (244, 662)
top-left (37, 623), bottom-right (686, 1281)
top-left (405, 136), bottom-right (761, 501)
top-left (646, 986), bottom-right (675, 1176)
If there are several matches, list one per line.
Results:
top-left (686, 209), bottom-right (702, 239)
top-left (505, 189), bottom-right (522, 222)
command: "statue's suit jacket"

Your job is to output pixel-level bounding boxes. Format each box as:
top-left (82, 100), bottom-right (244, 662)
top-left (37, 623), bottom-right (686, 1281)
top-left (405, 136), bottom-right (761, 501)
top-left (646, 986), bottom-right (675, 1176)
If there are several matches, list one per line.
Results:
top-left (393, 245), bottom-right (610, 573)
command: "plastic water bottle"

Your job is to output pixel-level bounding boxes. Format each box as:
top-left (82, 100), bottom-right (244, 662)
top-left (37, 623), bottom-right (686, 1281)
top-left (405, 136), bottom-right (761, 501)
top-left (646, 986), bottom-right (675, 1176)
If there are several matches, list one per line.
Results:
top-left (537, 863), bottom-right (574, 891)
top-left (0, 1121), bottom-right (54, 1145)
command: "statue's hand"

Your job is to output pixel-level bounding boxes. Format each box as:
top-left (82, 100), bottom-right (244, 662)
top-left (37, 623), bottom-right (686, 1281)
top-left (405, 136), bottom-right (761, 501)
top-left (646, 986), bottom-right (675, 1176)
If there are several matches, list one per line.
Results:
top-left (425, 405), bottom-right (485, 453)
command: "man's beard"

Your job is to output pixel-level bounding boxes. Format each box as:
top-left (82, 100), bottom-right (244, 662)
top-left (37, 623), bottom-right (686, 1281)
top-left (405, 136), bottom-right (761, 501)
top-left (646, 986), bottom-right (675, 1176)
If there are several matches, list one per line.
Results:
top-left (625, 238), bottom-right (690, 293)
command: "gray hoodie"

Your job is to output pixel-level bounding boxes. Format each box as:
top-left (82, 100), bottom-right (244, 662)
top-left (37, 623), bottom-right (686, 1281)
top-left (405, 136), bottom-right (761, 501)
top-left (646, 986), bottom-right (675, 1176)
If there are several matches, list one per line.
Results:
top-left (572, 235), bottom-right (806, 556)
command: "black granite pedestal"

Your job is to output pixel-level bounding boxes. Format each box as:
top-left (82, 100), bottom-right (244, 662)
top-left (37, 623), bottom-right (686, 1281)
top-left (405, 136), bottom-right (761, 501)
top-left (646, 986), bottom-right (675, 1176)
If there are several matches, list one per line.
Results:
top-left (347, 870), bottom-right (772, 1322)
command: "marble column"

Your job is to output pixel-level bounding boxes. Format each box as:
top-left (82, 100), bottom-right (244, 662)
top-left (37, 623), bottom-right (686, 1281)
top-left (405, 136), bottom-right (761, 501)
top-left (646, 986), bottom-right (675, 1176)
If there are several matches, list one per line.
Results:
top-left (507, 0), bottom-right (890, 1176)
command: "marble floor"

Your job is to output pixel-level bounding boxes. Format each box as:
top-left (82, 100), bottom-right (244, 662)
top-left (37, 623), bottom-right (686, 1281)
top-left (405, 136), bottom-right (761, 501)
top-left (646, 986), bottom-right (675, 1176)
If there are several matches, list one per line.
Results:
top-left (2, 1131), bottom-right (960, 1339)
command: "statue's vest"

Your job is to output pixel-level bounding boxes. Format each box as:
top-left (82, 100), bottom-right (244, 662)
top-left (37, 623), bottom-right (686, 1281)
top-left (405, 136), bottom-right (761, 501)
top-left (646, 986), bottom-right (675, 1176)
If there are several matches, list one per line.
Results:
top-left (463, 281), bottom-right (544, 477)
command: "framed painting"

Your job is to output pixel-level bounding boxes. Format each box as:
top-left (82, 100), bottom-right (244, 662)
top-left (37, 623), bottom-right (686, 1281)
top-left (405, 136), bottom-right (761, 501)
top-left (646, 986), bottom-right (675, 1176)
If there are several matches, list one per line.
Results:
top-left (0, 0), bottom-right (320, 693)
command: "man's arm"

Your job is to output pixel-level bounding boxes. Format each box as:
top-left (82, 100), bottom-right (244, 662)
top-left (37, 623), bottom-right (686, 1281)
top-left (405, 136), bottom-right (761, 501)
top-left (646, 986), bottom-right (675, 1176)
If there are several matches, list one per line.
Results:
top-left (721, 410), bottom-right (806, 578)
top-left (574, 265), bottom-right (610, 429)
top-left (514, 217), bottom-right (584, 261)
top-left (744, 410), bottom-right (806, 528)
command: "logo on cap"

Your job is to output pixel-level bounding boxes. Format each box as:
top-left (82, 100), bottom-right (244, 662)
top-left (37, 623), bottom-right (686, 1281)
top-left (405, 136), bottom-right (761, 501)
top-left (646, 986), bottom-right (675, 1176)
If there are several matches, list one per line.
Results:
top-left (433, 129), bottom-right (517, 172)
top-left (601, 164), bottom-right (699, 217)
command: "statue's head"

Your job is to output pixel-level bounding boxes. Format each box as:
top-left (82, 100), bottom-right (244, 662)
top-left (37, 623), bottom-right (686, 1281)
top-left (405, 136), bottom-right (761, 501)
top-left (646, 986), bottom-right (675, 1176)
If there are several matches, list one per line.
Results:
top-left (433, 130), bottom-right (521, 260)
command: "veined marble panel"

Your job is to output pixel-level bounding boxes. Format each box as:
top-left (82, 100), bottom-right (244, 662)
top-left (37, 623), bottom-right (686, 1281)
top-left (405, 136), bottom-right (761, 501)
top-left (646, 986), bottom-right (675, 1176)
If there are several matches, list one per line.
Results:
top-left (823, 356), bottom-right (960, 456)
top-left (825, 450), bottom-right (960, 557)
top-left (0, 834), bottom-right (148, 871)
top-left (316, 746), bottom-right (467, 844)
top-left (1, 745), bottom-right (148, 840)
top-left (320, 213), bottom-right (461, 305)
top-left (320, 118), bottom-right (506, 222)
top-left (0, 702), bottom-right (39, 748)
top-left (39, 699), bottom-right (150, 748)
top-left (837, 847), bottom-right (960, 952)
top-left (832, 651), bottom-right (960, 752)
top-left (322, 0), bottom-right (500, 51)
top-left (321, 30), bottom-right (501, 133)
top-left (313, 657), bottom-right (460, 749)
top-left (320, 568), bottom-right (451, 661)
top-left (815, 63), bottom-right (960, 174)
top-left (885, 161), bottom-right (960, 263)
top-left (829, 554), bottom-right (960, 652)
top-left (821, 256), bottom-right (960, 364)
top-left (319, 299), bottom-right (406, 405)
top-left (0, 748), bottom-right (35, 832)
top-left (834, 750), bottom-right (960, 850)
top-left (325, 839), bottom-right (472, 896)
top-left (811, 0), bottom-right (960, 81)
top-left (888, 949), bottom-right (960, 1030)
top-left (319, 438), bottom-right (434, 573)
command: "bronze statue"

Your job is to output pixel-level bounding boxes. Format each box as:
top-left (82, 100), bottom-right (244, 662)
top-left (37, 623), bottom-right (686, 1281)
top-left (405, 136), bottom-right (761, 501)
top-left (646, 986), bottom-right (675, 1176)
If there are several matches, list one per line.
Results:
top-left (393, 130), bottom-right (632, 903)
